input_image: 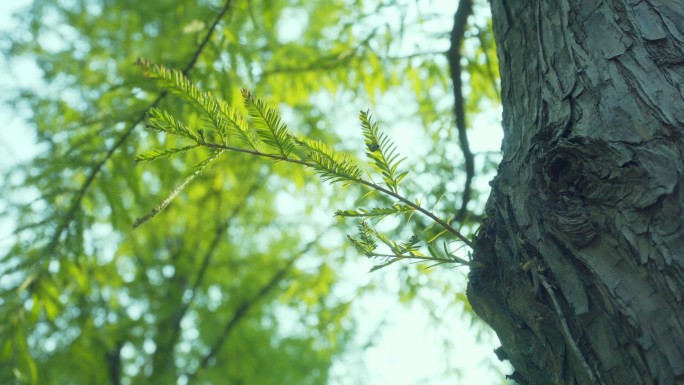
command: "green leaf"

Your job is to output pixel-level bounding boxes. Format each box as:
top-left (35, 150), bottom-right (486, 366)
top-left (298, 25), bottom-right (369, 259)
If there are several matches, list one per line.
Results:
top-left (146, 107), bottom-right (201, 141)
top-left (136, 58), bottom-right (239, 145)
top-left (295, 137), bottom-right (363, 184)
top-left (399, 235), bottom-right (421, 254)
top-left (334, 204), bottom-right (415, 220)
top-left (241, 89), bottom-right (296, 158)
top-left (346, 221), bottom-right (378, 256)
top-left (359, 110), bottom-right (407, 193)
top-left (134, 145), bottom-right (199, 163)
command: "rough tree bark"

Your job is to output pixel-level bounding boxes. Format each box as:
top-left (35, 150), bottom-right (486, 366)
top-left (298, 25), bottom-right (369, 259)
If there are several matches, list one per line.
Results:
top-left (467, 1), bottom-right (684, 384)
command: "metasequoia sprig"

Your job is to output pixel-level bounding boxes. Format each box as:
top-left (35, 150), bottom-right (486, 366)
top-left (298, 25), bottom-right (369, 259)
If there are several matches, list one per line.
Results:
top-left (134, 58), bottom-right (482, 270)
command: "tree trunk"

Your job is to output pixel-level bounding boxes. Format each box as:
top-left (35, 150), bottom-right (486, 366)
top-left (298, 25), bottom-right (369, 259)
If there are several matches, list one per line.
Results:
top-left (467, 1), bottom-right (684, 384)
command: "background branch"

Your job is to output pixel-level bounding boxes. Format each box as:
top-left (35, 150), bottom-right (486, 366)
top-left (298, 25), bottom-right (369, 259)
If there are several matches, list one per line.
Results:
top-left (186, 241), bottom-right (313, 383)
top-left (447, 0), bottom-right (474, 225)
top-left (154, 183), bottom-right (261, 363)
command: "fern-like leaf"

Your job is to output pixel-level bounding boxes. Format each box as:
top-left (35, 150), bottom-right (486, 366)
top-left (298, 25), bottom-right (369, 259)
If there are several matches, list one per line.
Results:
top-left (334, 204), bottom-right (415, 220)
top-left (241, 89), bottom-right (295, 157)
top-left (347, 221), bottom-right (378, 256)
top-left (134, 145), bottom-right (199, 163)
top-left (295, 137), bottom-right (363, 184)
top-left (137, 58), bottom-right (240, 145)
top-left (146, 107), bottom-right (201, 141)
top-left (359, 110), bottom-right (408, 193)
top-left (217, 98), bottom-right (261, 150)
top-left (398, 235), bottom-right (421, 255)
top-left (372, 231), bottom-right (397, 254)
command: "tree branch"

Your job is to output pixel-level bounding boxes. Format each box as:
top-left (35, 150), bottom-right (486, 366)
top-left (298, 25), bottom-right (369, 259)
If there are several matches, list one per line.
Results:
top-left (105, 341), bottom-right (123, 385)
top-left (447, 0), bottom-right (474, 225)
top-left (368, 252), bottom-right (476, 267)
top-left (200, 142), bottom-right (474, 249)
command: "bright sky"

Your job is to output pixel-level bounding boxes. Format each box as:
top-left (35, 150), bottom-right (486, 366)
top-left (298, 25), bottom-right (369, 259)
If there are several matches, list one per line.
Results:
top-left (0, 1), bottom-right (508, 384)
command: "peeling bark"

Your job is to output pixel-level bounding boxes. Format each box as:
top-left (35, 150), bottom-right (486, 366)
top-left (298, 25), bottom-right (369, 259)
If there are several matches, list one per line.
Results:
top-left (468, 1), bottom-right (684, 384)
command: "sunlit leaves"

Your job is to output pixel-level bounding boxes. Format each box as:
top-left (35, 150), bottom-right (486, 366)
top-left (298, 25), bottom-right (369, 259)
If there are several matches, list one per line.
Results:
top-left (145, 107), bottom-right (202, 141)
top-left (134, 64), bottom-right (481, 275)
top-left (359, 110), bottom-right (407, 193)
top-left (241, 89), bottom-right (296, 158)
top-left (344, 216), bottom-right (480, 271)
top-left (335, 204), bottom-right (415, 220)
top-left (295, 137), bottom-right (363, 184)
top-left (136, 58), bottom-right (234, 144)
top-left (135, 60), bottom-right (475, 273)
top-left (347, 221), bottom-right (378, 256)
top-left (134, 145), bottom-right (199, 163)
top-left (347, 221), bottom-right (425, 272)
top-left (137, 60), bottom-right (365, 190)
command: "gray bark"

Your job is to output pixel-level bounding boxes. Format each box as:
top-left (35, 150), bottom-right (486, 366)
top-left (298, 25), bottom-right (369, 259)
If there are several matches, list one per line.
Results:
top-left (468, 1), bottom-right (684, 384)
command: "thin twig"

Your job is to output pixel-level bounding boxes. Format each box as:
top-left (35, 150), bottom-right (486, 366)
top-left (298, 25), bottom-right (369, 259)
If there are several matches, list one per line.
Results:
top-left (132, 150), bottom-right (224, 228)
top-left (369, 253), bottom-right (475, 267)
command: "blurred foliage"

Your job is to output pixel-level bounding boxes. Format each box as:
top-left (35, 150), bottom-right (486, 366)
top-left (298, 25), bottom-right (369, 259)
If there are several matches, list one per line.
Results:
top-left (0, 0), bottom-right (501, 384)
